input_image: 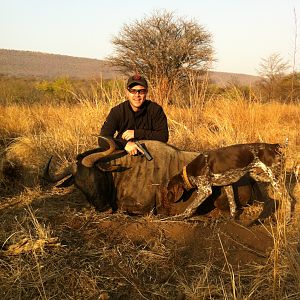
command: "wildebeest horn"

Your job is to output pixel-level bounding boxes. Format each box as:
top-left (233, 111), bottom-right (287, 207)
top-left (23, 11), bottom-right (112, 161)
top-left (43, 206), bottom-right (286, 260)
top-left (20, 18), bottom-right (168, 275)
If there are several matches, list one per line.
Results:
top-left (81, 136), bottom-right (116, 167)
top-left (43, 157), bottom-right (77, 183)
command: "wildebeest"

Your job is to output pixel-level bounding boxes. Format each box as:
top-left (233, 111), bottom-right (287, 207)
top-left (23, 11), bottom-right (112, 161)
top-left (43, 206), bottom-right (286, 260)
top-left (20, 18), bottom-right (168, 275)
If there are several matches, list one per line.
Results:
top-left (167, 143), bottom-right (292, 221)
top-left (43, 137), bottom-right (263, 217)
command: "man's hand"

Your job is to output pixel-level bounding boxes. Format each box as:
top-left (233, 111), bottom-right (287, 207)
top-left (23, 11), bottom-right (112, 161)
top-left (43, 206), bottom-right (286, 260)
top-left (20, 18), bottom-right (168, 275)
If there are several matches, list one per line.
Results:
top-left (125, 141), bottom-right (144, 156)
top-left (122, 130), bottom-right (135, 141)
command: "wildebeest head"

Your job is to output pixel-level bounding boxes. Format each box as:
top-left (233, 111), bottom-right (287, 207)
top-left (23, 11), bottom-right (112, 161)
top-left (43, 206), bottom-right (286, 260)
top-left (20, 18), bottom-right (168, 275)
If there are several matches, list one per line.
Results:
top-left (43, 137), bottom-right (126, 211)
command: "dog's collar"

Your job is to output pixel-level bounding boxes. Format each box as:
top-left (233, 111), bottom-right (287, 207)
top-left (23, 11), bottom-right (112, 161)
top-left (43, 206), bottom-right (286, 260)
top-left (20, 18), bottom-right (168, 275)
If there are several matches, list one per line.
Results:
top-left (182, 166), bottom-right (194, 190)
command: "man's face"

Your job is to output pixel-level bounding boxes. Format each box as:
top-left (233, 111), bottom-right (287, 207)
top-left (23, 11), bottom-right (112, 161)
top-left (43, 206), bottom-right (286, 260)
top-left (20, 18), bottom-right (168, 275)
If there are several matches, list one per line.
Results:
top-left (126, 84), bottom-right (147, 112)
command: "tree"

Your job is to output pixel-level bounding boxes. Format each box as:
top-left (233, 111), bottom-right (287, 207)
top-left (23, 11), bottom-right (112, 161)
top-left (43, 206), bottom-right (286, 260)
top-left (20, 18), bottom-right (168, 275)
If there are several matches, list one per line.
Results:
top-left (278, 72), bottom-right (300, 102)
top-left (108, 10), bottom-right (214, 103)
top-left (256, 53), bottom-right (290, 101)
top-left (257, 53), bottom-right (289, 80)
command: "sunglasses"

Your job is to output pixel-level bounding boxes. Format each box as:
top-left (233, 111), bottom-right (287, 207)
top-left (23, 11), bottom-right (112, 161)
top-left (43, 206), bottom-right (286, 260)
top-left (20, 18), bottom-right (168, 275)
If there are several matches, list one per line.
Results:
top-left (128, 88), bottom-right (147, 95)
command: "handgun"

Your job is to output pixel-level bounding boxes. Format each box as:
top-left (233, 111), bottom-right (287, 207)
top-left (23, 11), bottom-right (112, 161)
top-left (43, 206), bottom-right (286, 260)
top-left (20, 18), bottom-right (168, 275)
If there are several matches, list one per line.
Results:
top-left (134, 141), bottom-right (153, 161)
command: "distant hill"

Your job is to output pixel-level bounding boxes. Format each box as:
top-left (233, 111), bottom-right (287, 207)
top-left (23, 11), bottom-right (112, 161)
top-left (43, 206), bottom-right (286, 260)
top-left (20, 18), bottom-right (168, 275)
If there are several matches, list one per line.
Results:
top-left (0, 49), bottom-right (260, 85)
top-left (0, 49), bottom-right (121, 80)
top-left (208, 71), bottom-right (260, 86)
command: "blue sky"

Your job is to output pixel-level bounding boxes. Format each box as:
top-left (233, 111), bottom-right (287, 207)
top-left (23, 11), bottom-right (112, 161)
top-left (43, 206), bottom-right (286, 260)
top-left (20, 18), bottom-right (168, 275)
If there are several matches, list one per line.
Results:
top-left (0, 0), bottom-right (299, 75)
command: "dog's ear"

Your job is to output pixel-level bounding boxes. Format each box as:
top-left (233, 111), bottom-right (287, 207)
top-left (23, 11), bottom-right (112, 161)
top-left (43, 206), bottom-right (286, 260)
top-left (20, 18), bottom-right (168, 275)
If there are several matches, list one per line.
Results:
top-left (167, 175), bottom-right (184, 203)
top-left (171, 185), bottom-right (184, 203)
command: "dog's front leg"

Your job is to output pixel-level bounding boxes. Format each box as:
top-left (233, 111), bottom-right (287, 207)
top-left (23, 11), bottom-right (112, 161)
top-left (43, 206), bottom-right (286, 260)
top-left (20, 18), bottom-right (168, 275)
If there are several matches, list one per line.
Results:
top-left (223, 185), bottom-right (237, 219)
top-left (182, 177), bottom-right (212, 218)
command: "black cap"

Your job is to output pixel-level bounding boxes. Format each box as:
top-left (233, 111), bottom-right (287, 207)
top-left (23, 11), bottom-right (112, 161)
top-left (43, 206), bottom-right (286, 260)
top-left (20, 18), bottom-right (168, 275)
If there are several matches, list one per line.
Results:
top-left (127, 74), bottom-right (148, 89)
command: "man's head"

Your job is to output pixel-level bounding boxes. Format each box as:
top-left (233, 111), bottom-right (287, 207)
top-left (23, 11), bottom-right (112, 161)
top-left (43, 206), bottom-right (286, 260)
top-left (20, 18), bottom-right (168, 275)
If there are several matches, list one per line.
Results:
top-left (126, 74), bottom-right (148, 112)
top-left (127, 74), bottom-right (148, 89)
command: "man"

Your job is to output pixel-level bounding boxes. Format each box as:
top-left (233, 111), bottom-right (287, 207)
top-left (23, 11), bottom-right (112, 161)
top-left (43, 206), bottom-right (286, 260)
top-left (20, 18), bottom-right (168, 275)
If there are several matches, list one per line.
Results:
top-left (100, 74), bottom-right (169, 155)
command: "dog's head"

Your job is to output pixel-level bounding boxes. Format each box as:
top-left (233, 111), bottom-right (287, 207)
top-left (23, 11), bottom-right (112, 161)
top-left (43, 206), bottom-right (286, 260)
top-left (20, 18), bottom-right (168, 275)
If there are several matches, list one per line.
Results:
top-left (167, 174), bottom-right (185, 203)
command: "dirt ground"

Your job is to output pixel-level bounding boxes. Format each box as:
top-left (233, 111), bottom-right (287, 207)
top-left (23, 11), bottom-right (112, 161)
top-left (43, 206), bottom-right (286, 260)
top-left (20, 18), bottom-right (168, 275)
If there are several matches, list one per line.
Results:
top-left (98, 212), bottom-right (274, 268)
top-left (2, 183), bottom-right (292, 299)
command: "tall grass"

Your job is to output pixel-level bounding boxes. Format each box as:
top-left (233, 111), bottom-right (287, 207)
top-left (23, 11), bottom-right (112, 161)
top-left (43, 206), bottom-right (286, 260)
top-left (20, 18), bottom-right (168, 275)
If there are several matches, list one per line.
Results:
top-left (1, 97), bottom-right (299, 175)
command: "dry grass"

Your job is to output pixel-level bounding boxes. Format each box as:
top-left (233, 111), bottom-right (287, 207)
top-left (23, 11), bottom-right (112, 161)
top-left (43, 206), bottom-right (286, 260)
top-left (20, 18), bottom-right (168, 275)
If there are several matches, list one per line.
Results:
top-left (0, 80), bottom-right (300, 299)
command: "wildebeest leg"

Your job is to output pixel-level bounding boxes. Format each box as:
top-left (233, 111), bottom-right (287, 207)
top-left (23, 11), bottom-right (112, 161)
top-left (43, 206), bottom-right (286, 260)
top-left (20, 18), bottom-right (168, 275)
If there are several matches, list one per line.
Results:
top-left (223, 185), bottom-right (237, 219)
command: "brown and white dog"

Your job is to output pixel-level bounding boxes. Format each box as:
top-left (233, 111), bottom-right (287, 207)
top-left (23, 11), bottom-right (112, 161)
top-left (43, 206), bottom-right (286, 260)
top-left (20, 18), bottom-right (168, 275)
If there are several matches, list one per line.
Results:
top-left (167, 143), bottom-right (291, 220)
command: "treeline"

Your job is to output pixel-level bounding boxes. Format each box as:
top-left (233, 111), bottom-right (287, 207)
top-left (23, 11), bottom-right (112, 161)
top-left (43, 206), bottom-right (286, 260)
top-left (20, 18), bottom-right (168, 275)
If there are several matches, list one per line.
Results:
top-left (1, 73), bottom-right (299, 107)
top-left (0, 75), bottom-right (124, 106)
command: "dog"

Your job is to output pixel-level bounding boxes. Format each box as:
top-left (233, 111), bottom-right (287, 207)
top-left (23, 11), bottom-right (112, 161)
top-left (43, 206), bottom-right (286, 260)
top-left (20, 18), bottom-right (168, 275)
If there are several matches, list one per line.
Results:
top-left (167, 143), bottom-right (292, 221)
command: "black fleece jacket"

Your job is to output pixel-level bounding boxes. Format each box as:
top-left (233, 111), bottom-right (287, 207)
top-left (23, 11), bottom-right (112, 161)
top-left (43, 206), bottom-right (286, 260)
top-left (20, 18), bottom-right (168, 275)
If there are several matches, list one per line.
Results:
top-left (100, 100), bottom-right (169, 148)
